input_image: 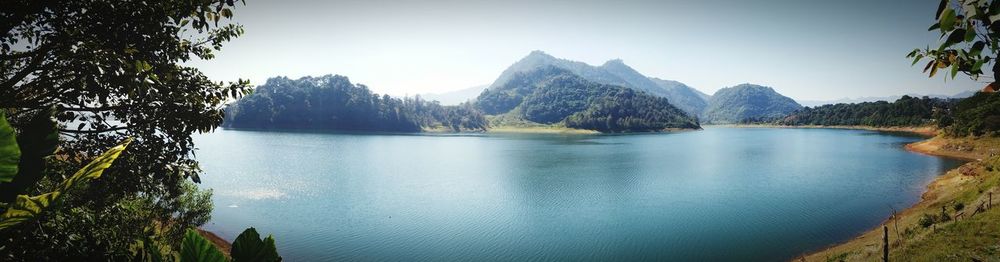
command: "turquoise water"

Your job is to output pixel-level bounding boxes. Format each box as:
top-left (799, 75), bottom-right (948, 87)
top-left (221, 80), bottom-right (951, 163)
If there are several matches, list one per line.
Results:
top-left (193, 127), bottom-right (963, 261)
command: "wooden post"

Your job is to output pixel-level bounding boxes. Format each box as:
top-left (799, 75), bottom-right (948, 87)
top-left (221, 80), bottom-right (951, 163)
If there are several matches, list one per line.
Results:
top-left (882, 225), bottom-right (889, 262)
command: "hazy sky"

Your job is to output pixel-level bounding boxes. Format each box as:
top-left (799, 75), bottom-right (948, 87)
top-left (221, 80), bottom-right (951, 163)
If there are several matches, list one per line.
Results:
top-left (189, 0), bottom-right (985, 100)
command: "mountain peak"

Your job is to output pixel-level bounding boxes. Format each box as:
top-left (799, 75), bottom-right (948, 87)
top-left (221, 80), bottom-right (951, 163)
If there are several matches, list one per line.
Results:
top-left (602, 58), bottom-right (626, 66)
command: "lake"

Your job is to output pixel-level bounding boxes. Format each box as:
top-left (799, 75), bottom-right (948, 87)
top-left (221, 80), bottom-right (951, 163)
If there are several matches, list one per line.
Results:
top-left (193, 127), bottom-right (963, 261)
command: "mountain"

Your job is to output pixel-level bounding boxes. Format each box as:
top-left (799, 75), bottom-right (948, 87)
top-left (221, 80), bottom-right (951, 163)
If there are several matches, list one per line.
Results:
top-left (649, 78), bottom-right (711, 116)
top-left (476, 66), bottom-right (700, 132)
top-left (223, 75), bottom-right (487, 132)
top-left (702, 84), bottom-right (802, 124)
top-left (420, 84), bottom-right (488, 105)
top-left (489, 51), bottom-right (708, 117)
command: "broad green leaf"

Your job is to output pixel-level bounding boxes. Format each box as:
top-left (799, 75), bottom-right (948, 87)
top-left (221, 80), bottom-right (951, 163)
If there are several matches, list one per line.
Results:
top-left (181, 229), bottom-right (227, 262)
top-left (951, 63), bottom-right (960, 78)
top-left (940, 8), bottom-right (957, 32)
top-left (0, 108), bottom-right (59, 202)
top-left (231, 227), bottom-right (281, 262)
top-left (0, 112), bottom-right (19, 183)
top-left (0, 138), bottom-right (130, 230)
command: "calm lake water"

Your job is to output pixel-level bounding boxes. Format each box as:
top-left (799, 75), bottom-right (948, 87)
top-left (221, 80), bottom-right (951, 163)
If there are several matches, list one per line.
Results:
top-left (194, 127), bottom-right (963, 261)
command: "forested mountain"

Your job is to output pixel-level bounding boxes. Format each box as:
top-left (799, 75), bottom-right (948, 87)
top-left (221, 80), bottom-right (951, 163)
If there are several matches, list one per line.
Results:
top-left (649, 78), bottom-right (711, 116)
top-left (476, 66), bottom-right (699, 132)
top-left (223, 75), bottom-right (487, 132)
top-left (490, 51), bottom-right (709, 117)
top-left (702, 84), bottom-right (802, 124)
top-left (770, 95), bottom-right (956, 127)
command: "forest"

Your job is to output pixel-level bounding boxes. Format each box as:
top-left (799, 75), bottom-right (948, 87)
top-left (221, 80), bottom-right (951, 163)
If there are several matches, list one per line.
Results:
top-left (770, 95), bottom-right (957, 127)
top-left (224, 75), bottom-right (488, 132)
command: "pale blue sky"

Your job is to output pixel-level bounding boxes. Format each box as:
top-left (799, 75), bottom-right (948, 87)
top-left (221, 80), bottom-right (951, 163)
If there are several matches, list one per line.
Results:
top-left (189, 0), bottom-right (984, 100)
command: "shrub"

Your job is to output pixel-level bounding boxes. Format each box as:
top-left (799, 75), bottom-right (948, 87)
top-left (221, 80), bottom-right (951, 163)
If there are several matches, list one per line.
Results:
top-left (919, 213), bottom-right (937, 228)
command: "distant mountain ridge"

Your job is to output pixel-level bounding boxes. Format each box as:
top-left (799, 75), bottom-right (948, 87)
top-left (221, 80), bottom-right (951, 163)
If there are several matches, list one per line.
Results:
top-left (797, 90), bottom-right (978, 107)
top-left (489, 51), bottom-right (710, 117)
top-left (419, 85), bottom-right (488, 105)
top-left (702, 84), bottom-right (802, 124)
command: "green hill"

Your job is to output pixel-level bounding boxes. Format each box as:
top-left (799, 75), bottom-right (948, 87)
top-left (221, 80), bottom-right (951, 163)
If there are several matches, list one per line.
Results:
top-left (702, 84), bottom-right (802, 124)
top-left (476, 66), bottom-right (699, 132)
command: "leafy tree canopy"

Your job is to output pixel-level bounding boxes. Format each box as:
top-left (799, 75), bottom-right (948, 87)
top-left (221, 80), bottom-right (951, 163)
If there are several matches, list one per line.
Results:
top-left (1, 0), bottom-right (249, 259)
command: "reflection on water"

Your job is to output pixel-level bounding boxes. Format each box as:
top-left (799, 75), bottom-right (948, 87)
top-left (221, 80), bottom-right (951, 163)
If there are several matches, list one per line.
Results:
top-left (194, 127), bottom-right (963, 261)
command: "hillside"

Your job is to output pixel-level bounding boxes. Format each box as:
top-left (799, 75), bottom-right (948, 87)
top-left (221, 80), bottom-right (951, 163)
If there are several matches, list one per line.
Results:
top-left (476, 66), bottom-right (700, 132)
top-left (491, 51), bottom-right (708, 117)
top-left (223, 75), bottom-right (488, 132)
top-left (649, 78), bottom-right (711, 116)
top-left (775, 95), bottom-right (957, 127)
top-left (702, 84), bottom-right (802, 124)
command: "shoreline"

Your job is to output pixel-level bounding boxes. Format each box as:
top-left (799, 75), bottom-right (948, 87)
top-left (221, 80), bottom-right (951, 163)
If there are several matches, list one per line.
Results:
top-left (799, 127), bottom-right (999, 261)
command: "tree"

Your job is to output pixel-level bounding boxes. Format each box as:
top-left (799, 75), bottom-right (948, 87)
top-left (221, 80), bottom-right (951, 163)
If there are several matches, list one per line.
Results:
top-left (907, 0), bottom-right (1000, 83)
top-left (1, 0), bottom-right (250, 259)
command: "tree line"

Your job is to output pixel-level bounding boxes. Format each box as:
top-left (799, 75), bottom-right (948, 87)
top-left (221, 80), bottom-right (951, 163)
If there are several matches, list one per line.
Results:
top-left (224, 75), bottom-right (488, 132)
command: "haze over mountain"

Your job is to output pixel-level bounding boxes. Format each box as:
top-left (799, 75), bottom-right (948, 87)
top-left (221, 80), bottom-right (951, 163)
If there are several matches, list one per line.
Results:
top-left (476, 66), bottom-right (699, 132)
top-left (702, 84), bottom-right (803, 124)
top-left (420, 85), bottom-right (488, 105)
top-left (489, 51), bottom-right (710, 117)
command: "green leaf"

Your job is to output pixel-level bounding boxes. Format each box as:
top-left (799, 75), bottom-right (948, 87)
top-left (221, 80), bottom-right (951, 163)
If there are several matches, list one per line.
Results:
top-left (936, 0), bottom-right (949, 19)
top-left (0, 108), bottom-right (59, 202)
top-left (912, 54), bottom-right (924, 66)
top-left (0, 138), bottom-right (130, 230)
top-left (930, 62), bottom-right (940, 77)
top-left (971, 41), bottom-right (986, 57)
top-left (181, 229), bottom-right (227, 262)
top-left (965, 25), bottom-right (978, 41)
top-left (0, 112), bottom-right (19, 183)
top-left (941, 29), bottom-right (967, 50)
top-left (941, 8), bottom-right (957, 32)
top-left (951, 63), bottom-right (960, 78)
top-left (231, 227), bottom-right (281, 262)
top-left (973, 59), bottom-right (986, 72)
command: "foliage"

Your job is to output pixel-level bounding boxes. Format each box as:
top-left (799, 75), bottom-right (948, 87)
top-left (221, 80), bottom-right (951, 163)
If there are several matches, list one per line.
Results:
top-left (0, 110), bottom-right (127, 231)
top-left (0, 138), bottom-right (130, 230)
top-left (476, 66), bottom-right (699, 132)
top-left (907, 0), bottom-right (1000, 81)
top-left (0, 112), bottom-right (19, 182)
top-left (944, 92), bottom-right (1000, 136)
top-left (181, 229), bottom-right (227, 262)
top-left (230, 227), bottom-right (280, 262)
top-left (770, 95), bottom-right (956, 127)
top-left (224, 75), bottom-right (488, 132)
top-left (1, 0), bottom-right (247, 259)
top-left (919, 213), bottom-right (938, 228)
top-left (701, 84), bottom-right (802, 124)
top-left (954, 201), bottom-right (965, 211)
top-left (169, 228), bottom-right (281, 262)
